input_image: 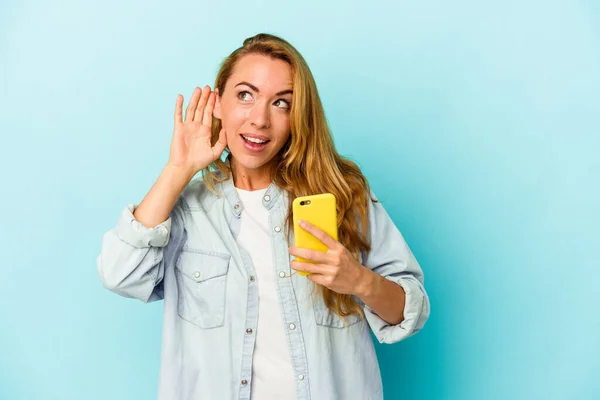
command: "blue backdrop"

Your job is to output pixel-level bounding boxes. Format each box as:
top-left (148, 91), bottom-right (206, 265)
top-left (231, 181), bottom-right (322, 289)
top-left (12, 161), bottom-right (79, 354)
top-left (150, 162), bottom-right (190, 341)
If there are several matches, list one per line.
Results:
top-left (1, 1), bottom-right (598, 399)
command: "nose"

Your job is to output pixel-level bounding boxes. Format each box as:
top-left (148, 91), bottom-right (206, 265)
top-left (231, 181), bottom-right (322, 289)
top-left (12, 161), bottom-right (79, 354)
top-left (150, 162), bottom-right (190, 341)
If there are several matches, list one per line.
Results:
top-left (248, 100), bottom-right (270, 129)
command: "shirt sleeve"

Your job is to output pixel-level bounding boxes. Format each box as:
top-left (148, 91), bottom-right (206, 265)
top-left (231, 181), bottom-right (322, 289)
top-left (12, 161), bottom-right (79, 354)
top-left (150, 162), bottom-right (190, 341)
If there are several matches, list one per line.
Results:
top-left (361, 192), bottom-right (431, 344)
top-left (115, 204), bottom-right (172, 248)
top-left (97, 201), bottom-right (184, 303)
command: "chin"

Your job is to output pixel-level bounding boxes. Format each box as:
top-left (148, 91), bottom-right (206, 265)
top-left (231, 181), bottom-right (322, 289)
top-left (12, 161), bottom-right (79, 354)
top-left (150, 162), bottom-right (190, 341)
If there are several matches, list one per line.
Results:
top-left (230, 150), bottom-right (274, 171)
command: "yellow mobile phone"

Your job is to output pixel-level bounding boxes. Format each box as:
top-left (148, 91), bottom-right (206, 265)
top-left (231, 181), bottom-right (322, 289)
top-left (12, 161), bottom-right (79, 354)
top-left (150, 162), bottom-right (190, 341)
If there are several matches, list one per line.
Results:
top-left (292, 193), bottom-right (338, 276)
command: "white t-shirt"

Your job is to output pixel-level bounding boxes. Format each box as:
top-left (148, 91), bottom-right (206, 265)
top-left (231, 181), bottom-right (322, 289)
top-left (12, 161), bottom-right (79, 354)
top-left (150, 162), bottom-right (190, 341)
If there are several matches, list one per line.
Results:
top-left (235, 187), bottom-right (296, 400)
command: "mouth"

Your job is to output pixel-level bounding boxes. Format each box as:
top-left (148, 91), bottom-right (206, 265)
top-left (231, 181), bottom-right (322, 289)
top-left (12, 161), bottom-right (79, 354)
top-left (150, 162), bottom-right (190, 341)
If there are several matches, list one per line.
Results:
top-left (240, 134), bottom-right (271, 152)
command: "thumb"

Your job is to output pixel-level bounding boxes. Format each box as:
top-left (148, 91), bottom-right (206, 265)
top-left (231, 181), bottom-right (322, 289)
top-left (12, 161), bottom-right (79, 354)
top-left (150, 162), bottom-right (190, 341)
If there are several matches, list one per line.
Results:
top-left (212, 128), bottom-right (228, 160)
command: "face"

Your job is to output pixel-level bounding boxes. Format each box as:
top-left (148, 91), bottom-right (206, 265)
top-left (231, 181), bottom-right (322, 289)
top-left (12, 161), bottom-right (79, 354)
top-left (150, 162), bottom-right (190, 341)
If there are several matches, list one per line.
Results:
top-left (214, 53), bottom-right (293, 175)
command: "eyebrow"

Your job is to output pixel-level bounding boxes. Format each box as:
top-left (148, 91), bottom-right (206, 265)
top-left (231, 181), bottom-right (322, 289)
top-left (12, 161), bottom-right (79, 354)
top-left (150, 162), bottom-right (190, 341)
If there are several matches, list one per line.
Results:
top-left (234, 81), bottom-right (293, 96)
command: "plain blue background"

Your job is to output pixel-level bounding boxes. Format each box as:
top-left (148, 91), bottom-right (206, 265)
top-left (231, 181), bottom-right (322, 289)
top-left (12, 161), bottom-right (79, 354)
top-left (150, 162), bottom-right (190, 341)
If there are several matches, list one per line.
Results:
top-left (1, 0), bottom-right (598, 399)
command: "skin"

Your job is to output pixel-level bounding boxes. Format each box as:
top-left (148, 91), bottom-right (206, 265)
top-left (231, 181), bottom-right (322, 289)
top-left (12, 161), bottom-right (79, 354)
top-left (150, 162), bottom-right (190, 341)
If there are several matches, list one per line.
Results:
top-left (289, 220), bottom-right (407, 325)
top-left (135, 53), bottom-right (406, 326)
top-left (213, 53), bottom-right (294, 191)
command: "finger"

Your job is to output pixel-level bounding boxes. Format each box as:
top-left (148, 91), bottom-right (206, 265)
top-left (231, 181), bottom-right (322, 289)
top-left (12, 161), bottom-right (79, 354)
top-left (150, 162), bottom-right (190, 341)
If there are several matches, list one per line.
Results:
top-left (194, 86), bottom-right (211, 123)
top-left (306, 273), bottom-right (328, 287)
top-left (211, 128), bottom-right (227, 160)
top-left (202, 91), bottom-right (216, 127)
top-left (185, 87), bottom-right (201, 122)
top-left (291, 260), bottom-right (328, 275)
top-left (174, 94), bottom-right (183, 125)
top-left (288, 246), bottom-right (329, 264)
top-left (298, 220), bottom-right (339, 249)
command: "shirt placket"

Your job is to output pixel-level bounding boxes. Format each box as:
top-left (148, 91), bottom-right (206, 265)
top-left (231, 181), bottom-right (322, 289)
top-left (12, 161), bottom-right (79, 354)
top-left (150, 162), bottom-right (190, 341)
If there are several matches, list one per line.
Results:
top-left (266, 196), bottom-right (311, 400)
top-left (225, 195), bottom-right (260, 400)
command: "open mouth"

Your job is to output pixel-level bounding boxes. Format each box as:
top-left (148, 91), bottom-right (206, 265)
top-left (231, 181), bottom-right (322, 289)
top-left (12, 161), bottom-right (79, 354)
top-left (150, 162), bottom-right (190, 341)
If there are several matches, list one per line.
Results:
top-left (241, 135), bottom-right (270, 145)
top-left (241, 134), bottom-right (271, 152)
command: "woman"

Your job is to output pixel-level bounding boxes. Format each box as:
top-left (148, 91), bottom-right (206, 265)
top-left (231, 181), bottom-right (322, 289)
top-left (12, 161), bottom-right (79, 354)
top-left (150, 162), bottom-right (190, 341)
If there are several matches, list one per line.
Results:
top-left (97, 33), bottom-right (430, 400)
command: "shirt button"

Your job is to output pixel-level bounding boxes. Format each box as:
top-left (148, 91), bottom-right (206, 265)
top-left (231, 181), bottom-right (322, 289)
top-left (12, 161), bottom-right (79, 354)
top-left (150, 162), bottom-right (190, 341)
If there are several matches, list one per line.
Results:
top-left (193, 271), bottom-right (201, 279)
top-left (234, 204), bottom-right (240, 210)
top-left (241, 379), bottom-right (248, 385)
top-left (274, 226), bottom-right (281, 232)
top-left (246, 328), bottom-right (253, 334)
top-left (289, 323), bottom-right (296, 330)
top-left (298, 374), bottom-right (304, 381)
top-left (278, 271), bottom-right (286, 278)
top-left (264, 195), bottom-right (271, 202)
top-left (249, 276), bottom-right (255, 282)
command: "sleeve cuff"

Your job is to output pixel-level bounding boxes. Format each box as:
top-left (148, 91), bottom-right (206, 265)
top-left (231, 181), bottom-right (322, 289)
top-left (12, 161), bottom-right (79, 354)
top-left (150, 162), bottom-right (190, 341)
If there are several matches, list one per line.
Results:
top-left (114, 204), bottom-right (172, 248)
top-left (364, 276), bottom-right (428, 344)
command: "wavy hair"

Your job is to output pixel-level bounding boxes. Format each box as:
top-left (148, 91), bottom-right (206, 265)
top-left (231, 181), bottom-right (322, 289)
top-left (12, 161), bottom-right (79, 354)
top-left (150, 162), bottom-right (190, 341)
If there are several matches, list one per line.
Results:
top-left (204, 33), bottom-right (372, 321)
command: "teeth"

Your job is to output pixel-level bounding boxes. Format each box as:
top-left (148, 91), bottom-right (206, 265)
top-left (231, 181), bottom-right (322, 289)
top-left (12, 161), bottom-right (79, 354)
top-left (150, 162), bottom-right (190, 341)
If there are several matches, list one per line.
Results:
top-left (243, 135), bottom-right (267, 144)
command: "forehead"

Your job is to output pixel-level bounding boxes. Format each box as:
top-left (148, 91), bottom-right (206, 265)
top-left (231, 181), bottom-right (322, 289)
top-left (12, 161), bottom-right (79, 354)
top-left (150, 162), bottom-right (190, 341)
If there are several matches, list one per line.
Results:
top-left (228, 54), bottom-right (293, 92)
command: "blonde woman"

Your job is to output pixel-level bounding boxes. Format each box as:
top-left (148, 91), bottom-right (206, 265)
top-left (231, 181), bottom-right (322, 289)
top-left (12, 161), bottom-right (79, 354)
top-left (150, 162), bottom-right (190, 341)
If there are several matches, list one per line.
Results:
top-left (97, 33), bottom-right (430, 400)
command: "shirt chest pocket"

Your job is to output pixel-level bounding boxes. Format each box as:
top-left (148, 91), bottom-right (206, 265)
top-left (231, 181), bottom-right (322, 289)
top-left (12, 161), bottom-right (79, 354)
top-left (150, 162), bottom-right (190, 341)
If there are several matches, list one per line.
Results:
top-left (174, 249), bottom-right (231, 329)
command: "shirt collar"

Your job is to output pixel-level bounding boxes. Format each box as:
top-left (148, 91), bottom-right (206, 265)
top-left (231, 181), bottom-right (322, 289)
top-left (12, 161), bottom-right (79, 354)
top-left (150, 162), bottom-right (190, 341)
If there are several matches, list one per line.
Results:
top-left (217, 173), bottom-right (284, 218)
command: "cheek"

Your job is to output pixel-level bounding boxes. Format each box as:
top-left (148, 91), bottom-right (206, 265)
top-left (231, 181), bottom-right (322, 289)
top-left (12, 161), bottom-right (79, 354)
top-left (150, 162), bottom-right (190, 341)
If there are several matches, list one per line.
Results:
top-left (225, 129), bottom-right (237, 143)
top-left (220, 102), bottom-right (248, 129)
top-left (272, 116), bottom-right (291, 142)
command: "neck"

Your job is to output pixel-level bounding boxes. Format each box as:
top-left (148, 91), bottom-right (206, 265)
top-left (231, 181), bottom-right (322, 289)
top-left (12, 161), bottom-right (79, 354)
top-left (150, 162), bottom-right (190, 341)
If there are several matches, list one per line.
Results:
top-left (231, 159), bottom-right (273, 191)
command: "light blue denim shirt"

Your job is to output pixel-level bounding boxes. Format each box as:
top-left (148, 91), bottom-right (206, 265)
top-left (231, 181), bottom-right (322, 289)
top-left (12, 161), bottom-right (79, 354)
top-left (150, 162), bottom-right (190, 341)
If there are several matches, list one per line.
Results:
top-left (97, 176), bottom-right (430, 400)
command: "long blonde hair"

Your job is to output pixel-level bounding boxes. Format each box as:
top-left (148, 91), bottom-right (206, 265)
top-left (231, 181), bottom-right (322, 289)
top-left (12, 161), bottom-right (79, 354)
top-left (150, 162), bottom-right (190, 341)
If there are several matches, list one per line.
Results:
top-left (204, 33), bottom-right (372, 320)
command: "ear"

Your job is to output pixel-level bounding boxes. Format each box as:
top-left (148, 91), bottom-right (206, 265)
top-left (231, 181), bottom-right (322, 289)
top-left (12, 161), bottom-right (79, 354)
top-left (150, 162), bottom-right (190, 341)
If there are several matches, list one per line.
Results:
top-left (213, 91), bottom-right (222, 120)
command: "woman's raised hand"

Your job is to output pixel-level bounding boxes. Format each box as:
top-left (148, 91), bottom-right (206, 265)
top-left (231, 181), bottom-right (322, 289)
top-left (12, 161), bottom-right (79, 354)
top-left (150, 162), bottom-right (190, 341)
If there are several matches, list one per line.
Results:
top-left (168, 86), bottom-right (227, 173)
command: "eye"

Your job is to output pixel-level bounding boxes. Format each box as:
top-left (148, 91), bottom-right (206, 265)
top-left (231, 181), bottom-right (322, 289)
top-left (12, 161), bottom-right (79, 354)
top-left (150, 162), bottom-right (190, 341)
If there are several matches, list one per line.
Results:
top-left (274, 99), bottom-right (291, 110)
top-left (237, 91), bottom-right (253, 102)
